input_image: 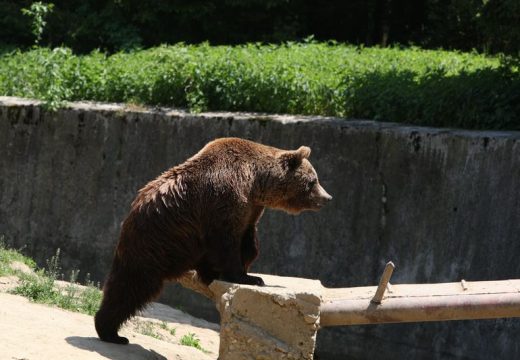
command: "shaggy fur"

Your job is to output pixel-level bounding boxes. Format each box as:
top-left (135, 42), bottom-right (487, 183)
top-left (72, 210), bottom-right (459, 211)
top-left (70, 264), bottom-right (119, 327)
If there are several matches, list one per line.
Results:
top-left (94, 137), bottom-right (332, 344)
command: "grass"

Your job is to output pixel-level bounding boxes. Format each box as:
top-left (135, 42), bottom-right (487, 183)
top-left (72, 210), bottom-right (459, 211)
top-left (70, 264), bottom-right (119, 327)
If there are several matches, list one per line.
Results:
top-left (0, 43), bottom-right (518, 130)
top-left (180, 333), bottom-right (205, 351)
top-left (134, 320), bottom-right (180, 340)
top-left (133, 320), bottom-right (209, 353)
top-left (134, 320), bottom-right (164, 340)
top-left (159, 320), bottom-right (177, 336)
top-left (0, 243), bottom-right (102, 316)
top-left (0, 238), bottom-right (36, 277)
top-left (0, 242), bottom-right (209, 352)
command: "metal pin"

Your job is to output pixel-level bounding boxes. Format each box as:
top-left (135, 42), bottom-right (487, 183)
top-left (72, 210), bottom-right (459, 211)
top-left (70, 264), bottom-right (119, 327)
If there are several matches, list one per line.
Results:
top-left (386, 282), bottom-right (393, 294)
top-left (461, 279), bottom-right (468, 291)
top-left (371, 261), bottom-right (395, 304)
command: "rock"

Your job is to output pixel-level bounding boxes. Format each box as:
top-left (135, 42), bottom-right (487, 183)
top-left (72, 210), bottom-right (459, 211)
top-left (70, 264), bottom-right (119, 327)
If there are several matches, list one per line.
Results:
top-left (210, 274), bottom-right (322, 360)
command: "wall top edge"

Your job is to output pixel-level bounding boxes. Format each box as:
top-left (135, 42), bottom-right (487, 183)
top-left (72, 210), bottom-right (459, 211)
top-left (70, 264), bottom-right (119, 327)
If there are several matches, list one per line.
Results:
top-left (1, 96), bottom-right (518, 139)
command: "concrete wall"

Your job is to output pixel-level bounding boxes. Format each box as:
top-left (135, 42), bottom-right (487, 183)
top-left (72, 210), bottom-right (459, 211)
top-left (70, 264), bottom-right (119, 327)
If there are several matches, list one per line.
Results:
top-left (1, 96), bottom-right (520, 359)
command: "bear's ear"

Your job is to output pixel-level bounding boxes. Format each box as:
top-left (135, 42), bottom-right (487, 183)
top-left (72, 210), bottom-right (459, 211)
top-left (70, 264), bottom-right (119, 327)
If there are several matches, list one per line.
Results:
top-left (296, 146), bottom-right (311, 159)
top-left (278, 146), bottom-right (311, 170)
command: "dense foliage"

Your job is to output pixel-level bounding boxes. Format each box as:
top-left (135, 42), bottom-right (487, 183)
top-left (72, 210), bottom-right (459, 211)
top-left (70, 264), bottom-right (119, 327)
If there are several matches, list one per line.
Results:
top-left (0, 0), bottom-right (518, 54)
top-left (1, 43), bottom-right (518, 130)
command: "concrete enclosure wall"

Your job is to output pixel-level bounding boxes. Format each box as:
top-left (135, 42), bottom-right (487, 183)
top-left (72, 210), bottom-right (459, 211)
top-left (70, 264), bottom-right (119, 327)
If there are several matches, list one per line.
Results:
top-left (1, 97), bottom-right (520, 359)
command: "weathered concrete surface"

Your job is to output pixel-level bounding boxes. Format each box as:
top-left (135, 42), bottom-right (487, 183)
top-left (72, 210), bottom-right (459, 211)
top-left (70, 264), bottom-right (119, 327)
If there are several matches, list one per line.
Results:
top-left (210, 274), bottom-right (322, 360)
top-left (1, 96), bottom-right (520, 359)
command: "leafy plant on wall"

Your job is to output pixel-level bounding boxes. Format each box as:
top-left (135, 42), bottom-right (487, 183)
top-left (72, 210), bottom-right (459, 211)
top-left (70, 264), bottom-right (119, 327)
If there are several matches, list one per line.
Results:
top-left (21, 1), bottom-right (54, 46)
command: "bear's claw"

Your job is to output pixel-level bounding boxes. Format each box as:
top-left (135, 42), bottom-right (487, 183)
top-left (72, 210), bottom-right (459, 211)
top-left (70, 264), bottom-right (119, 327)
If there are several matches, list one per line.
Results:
top-left (248, 275), bottom-right (265, 286)
top-left (220, 273), bottom-right (265, 286)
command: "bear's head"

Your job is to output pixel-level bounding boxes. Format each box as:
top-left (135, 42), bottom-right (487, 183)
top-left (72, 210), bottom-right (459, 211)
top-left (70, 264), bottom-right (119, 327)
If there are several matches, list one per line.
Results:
top-left (263, 146), bottom-right (332, 214)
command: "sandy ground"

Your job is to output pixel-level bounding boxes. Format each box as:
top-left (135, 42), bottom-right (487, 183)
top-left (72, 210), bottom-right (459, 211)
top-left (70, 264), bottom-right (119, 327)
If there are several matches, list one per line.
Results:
top-left (0, 272), bottom-right (220, 360)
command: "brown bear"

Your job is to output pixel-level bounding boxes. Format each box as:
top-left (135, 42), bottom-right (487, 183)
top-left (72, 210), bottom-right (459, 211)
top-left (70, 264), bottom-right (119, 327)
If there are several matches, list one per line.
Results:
top-left (94, 137), bottom-right (332, 344)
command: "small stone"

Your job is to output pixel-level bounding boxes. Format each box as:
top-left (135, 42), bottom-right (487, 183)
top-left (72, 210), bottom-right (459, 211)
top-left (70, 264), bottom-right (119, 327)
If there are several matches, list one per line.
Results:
top-left (304, 314), bottom-right (318, 324)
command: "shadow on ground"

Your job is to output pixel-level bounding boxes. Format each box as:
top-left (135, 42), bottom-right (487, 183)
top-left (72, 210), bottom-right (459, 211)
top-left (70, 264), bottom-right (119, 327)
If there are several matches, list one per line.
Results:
top-left (66, 336), bottom-right (167, 360)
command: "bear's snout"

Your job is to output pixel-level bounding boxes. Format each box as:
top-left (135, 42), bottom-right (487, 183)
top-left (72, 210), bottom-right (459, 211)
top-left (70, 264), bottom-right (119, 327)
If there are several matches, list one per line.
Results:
top-left (314, 184), bottom-right (333, 208)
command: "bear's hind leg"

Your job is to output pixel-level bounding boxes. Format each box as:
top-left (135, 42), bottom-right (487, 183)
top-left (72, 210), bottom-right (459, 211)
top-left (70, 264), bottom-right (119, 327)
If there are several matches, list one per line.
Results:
top-left (95, 261), bottom-right (164, 344)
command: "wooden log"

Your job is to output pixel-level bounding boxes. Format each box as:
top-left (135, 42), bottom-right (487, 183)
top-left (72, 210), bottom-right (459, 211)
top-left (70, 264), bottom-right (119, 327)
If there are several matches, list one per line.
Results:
top-left (320, 279), bottom-right (520, 326)
top-left (177, 270), bottom-right (215, 301)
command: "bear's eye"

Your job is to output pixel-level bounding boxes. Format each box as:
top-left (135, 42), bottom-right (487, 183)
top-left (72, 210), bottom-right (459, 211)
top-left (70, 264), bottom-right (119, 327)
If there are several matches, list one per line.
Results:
top-left (308, 179), bottom-right (317, 190)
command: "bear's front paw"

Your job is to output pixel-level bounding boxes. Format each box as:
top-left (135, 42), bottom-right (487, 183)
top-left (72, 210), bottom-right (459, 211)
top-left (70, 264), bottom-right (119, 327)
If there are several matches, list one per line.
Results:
top-left (244, 274), bottom-right (265, 286)
top-left (221, 273), bottom-right (265, 286)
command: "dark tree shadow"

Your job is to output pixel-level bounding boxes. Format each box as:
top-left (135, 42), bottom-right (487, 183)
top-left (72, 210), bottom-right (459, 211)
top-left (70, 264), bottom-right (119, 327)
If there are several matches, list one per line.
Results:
top-left (344, 65), bottom-right (520, 131)
top-left (66, 336), bottom-right (167, 360)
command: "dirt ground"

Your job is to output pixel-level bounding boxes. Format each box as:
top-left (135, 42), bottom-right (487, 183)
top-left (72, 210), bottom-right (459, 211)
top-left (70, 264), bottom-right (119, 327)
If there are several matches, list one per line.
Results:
top-left (0, 274), bottom-right (220, 360)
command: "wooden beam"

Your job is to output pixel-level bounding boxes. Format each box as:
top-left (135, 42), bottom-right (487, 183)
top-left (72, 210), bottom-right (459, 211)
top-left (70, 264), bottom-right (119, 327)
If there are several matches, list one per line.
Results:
top-left (320, 279), bottom-right (520, 326)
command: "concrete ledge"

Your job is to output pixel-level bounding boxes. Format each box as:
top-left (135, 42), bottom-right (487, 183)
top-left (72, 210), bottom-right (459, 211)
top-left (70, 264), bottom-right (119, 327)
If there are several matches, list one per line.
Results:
top-left (2, 96), bottom-right (519, 139)
top-left (211, 275), bottom-right (322, 360)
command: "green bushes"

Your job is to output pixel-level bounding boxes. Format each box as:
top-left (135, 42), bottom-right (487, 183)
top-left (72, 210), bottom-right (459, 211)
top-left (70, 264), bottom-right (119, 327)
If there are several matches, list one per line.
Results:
top-left (0, 43), bottom-right (518, 130)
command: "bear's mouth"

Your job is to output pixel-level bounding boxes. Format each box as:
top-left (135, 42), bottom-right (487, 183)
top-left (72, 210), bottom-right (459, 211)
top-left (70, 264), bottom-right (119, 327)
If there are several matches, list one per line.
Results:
top-left (312, 192), bottom-right (333, 210)
top-left (309, 199), bottom-right (331, 210)
top-left (313, 185), bottom-right (333, 208)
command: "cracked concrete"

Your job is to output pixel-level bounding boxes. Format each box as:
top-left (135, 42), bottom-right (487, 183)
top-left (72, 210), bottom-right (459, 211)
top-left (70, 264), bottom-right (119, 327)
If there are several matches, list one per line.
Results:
top-left (210, 274), bottom-right (322, 360)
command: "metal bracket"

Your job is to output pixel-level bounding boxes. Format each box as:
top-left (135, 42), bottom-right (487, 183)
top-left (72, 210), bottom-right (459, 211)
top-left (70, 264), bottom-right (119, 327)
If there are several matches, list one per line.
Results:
top-left (371, 261), bottom-right (395, 304)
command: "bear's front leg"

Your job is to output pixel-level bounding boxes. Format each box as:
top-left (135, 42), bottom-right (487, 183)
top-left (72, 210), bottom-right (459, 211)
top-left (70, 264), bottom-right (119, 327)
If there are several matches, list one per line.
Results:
top-left (220, 246), bottom-right (264, 286)
top-left (208, 231), bottom-right (265, 286)
top-left (240, 225), bottom-right (259, 272)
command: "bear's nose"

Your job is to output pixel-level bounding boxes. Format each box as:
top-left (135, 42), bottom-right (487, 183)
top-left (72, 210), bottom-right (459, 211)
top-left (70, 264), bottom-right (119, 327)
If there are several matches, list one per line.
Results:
top-left (318, 186), bottom-right (333, 202)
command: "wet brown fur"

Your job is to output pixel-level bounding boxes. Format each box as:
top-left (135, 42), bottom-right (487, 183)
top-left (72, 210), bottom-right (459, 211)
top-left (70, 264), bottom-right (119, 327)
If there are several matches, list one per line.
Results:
top-left (94, 137), bottom-right (331, 344)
